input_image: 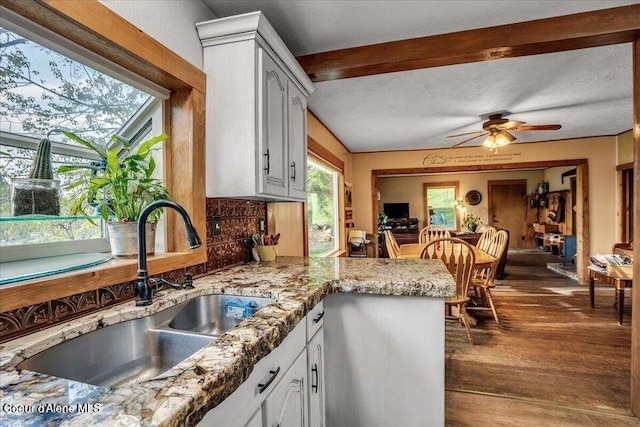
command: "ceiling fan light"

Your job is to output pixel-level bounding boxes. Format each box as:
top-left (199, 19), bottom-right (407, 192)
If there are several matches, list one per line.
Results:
top-left (482, 134), bottom-right (497, 148)
top-left (495, 131), bottom-right (515, 147)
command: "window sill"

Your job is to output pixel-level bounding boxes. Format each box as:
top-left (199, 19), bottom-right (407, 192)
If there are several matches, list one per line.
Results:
top-left (0, 249), bottom-right (206, 312)
top-left (322, 249), bottom-right (346, 258)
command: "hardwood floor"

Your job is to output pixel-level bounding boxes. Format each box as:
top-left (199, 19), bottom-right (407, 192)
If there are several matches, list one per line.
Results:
top-left (445, 249), bottom-right (638, 426)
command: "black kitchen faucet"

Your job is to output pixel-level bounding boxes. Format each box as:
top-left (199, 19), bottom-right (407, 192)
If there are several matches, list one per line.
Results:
top-left (135, 200), bottom-right (202, 306)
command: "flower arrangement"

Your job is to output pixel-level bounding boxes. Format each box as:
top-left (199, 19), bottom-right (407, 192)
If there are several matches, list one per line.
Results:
top-left (461, 213), bottom-right (482, 232)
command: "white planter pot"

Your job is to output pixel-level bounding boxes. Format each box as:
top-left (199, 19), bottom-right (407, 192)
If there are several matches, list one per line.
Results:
top-left (107, 222), bottom-right (156, 258)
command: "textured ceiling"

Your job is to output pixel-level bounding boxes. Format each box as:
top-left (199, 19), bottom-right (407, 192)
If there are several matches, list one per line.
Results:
top-left (203, 1), bottom-right (636, 152)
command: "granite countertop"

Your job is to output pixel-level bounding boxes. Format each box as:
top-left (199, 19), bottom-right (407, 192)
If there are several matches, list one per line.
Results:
top-left (0, 257), bottom-right (454, 426)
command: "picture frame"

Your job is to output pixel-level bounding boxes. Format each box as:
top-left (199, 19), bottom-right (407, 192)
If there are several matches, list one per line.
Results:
top-left (344, 182), bottom-right (353, 208)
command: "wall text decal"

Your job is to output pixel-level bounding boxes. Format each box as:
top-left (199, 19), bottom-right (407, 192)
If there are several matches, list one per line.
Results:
top-left (422, 151), bottom-right (524, 166)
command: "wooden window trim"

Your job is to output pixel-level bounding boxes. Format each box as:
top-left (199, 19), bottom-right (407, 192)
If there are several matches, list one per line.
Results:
top-left (308, 136), bottom-right (345, 173)
top-left (0, 0), bottom-right (207, 313)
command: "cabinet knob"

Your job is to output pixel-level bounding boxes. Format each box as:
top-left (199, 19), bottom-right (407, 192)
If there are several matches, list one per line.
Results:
top-left (290, 161), bottom-right (296, 182)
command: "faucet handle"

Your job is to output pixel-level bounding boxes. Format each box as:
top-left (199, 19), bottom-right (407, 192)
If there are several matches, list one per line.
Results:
top-left (183, 272), bottom-right (194, 290)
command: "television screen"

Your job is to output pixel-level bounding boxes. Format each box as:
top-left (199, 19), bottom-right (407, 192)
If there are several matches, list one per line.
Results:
top-left (384, 203), bottom-right (410, 219)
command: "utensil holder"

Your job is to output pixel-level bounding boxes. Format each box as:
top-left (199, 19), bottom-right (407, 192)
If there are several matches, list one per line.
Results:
top-left (254, 245), bottom-right (277, 261)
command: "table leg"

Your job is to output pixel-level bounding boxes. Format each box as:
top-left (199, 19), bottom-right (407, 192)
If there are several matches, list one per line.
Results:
top-left (618, 287), bottom-right (624, 326)
top-left (589, 277), bottom-right (595, 308)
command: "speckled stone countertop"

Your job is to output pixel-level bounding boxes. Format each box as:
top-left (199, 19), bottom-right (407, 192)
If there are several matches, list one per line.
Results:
top-left (0, 257), bottom-right (454, 426)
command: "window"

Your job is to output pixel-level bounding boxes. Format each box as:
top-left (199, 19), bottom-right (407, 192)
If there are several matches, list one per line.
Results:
top-left (424, 182), bottom-right (459, 230)
top-left (307, 158), bottom-right (339, 256)
top-left (0, 24), bottom-right (165, 261)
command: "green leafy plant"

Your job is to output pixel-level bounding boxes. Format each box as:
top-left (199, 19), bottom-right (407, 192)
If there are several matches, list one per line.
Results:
top-left (378, 211), bottom-right (388, 233)
top-left (461, 213), bottom-right (482, 231)
top-left (58, 132), bottom-right (170, 224)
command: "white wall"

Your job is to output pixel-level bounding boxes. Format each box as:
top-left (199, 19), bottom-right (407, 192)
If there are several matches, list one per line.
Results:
top-left (99, 0), bottom-right (216, 69)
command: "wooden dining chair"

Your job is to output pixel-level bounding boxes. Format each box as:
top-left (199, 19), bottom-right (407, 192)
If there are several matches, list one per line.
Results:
top-left (421, 238), bottom-right (476, 344)
top-left (468, 230), bottom-right (508, 324)
top-left (419, 225), bottom-right (451, 244)
top-left (384, 230), bottom-right (400, 258)
top-left (476, 227), bottom-right (497, 253)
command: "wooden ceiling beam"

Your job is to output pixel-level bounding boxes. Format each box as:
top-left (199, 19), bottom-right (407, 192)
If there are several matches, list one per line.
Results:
top-left (297, 5), bottom-right (640, 82)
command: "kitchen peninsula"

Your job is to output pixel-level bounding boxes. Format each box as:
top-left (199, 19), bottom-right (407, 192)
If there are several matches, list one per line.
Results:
top-left (0, 257), bottom-right (454, 426)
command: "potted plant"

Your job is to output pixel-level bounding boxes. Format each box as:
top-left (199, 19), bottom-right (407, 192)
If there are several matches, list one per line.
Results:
top-left (461, 213), bottom-right (482, 233)
top-left (377, 211), bottom-right (388, 233)
top-left (11, 134), bottom-right (61, 216)
top-left (58, 132), bottom-right (170, 257)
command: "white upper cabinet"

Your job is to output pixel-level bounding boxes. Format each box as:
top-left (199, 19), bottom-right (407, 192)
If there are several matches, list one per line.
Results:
top-left (287, 80), bottom-right (308, 199)
top-left (259, 50), bottom-right (289, 198)
top-left (197, 12), bottom-right (315, 201)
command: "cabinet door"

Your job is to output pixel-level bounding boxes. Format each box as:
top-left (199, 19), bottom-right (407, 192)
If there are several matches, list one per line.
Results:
top-left (258, 49), bottom-right (288, 198)
top-left (307, 329), bottom-right (325, 427)
top-left (264, 349), bottom-right (307, 427)
top-left (245, 407), bottom-right (263, 427)
top-left (287, 80), bottom-right (307, 200)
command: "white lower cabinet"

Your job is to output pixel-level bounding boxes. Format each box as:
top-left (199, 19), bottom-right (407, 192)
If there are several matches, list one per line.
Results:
top-left (307, 329), bottom-right (325, 427)
top-left (263, 350), bottom-right (308, 427)
top-left (197, 312), bottom-right (321, 427)
top-left (246, 408), bottom-right (263, 427)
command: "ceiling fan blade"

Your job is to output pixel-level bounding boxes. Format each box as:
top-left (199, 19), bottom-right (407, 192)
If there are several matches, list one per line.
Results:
top-left (511, 124), bottom-right (562, 131)
top-left (451, 132), bottom-right (488, 147)
top-left (500, 120), bottom-right (526, 129)
top-left (446, 130), bottom-right (487, 138)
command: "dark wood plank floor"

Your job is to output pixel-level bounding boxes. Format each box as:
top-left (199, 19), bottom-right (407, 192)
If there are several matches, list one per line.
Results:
top-left (445, 249), bottom-right (638, 426)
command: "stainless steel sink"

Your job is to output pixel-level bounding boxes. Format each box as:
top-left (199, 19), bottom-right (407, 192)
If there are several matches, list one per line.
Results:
top-left (17, 294), bottom-right (272, 387)
top-left (17, 302), bottom-right (213, 387)
top-left (169, 295), bottom-right (273, 336)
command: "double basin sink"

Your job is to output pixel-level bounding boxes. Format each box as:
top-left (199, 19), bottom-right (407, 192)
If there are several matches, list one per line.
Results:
top-left (17, 295), bottom-right (272, 387)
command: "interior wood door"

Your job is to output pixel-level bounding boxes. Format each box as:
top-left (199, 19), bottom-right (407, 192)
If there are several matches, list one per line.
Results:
top-left (488, 180), bottom-right (527, 249)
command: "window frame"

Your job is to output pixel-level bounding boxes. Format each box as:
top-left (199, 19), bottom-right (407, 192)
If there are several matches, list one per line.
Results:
top-left (0, 1), bottom-right (206, 313)
top-left (307, 155), bottom-right (340, 257)
top-left (0, 103), bottom-right (164, 262)
top-left (423, 181), bottom-right (460, 230)
top-left (0, 19), bottom-right (168, 261)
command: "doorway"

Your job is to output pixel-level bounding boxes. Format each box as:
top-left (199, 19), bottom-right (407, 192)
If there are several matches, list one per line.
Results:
top-left (487, 180), bottom-right (527, 249)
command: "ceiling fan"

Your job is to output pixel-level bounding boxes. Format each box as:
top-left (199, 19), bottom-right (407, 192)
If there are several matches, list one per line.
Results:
top-left (446, 114), bottom-right (562, 149)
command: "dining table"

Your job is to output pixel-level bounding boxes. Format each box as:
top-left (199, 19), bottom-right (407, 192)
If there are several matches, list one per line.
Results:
top-left (397, 243), bottom-right (497, 268)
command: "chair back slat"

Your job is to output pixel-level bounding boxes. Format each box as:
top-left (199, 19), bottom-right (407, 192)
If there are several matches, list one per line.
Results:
top-left (474, 230), bottom-right (509, 284)
top-left (421, 238), bottom-right (476, 300)
top-left (419, 225), bottom-right (451, 244)
top-left (476, 227), bottom-right (497, 252)
top-left (384, 230), bottom-right (399, 258)
top-left (489, 230), bottom-right (509, 259)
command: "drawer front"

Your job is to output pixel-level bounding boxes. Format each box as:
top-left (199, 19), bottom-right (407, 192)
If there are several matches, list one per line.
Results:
top-left (197, 319), bottom-right (306, 426)
top-left (306, 300), bottom-right (324, 341)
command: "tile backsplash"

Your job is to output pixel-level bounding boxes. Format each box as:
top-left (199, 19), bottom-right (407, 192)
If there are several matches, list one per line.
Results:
top-left (0, 199), bottom-right (266, 343)
top-left (205, 199), bottom-right (267, 271)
